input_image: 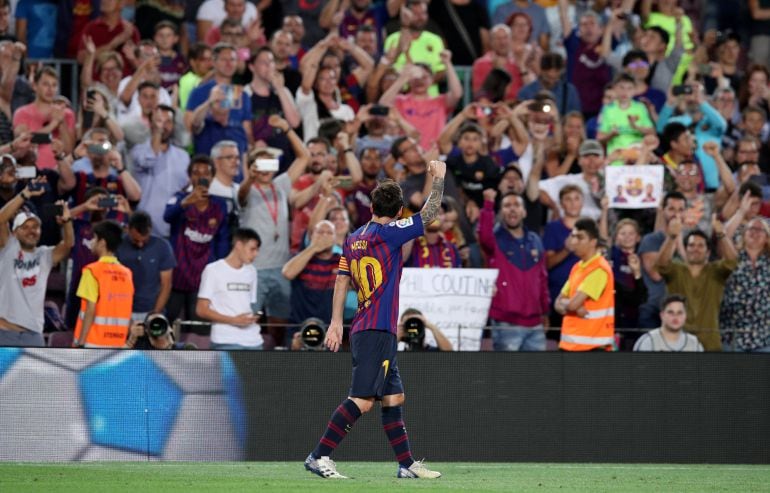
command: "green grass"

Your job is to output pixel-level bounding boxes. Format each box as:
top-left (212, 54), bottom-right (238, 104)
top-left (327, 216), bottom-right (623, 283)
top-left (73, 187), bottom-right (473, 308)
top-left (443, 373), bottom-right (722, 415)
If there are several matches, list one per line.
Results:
top-left (1, 462), bottom-right (769, 492)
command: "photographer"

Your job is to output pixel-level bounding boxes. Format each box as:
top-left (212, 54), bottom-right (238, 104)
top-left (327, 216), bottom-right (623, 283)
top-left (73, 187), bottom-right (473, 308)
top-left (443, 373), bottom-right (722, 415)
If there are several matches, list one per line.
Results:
top-left (124, 315), bottom-right (191, 350)
top-left (397, 308), bottom-right (453, 352)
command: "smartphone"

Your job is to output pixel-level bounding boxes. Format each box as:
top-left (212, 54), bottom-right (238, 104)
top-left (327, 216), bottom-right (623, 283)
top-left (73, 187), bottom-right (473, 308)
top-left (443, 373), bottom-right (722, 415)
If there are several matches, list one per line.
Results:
top-left (28, 182), bottom-right (44, 192)
top-left (97, 196), bottom-right (118, 209)
top-left (672, 85), bottom-right (693, 96)
top-left (15, 166), bottom-right (36, 179)
top-left (255, 158), bottom-right (280, 172)
top-left (44, 204), bottom-right (64, 217)
top-left (336, 176), bottom-right (353, 187)
top-left (30, 133), bottom-right (52, 145)
top-left (369, 105), bottom-right (389, 117)
top-left (528, 101), bottom-right (552, 113)
top-left (198, 178), bottom-right (210, 187)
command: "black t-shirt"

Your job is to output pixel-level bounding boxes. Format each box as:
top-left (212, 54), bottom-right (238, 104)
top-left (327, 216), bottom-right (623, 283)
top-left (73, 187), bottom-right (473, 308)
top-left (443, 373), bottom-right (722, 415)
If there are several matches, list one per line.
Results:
top-left (428, 0), bottom-right (491, 65)
top-left (446, 154), bottom-right (501, 208)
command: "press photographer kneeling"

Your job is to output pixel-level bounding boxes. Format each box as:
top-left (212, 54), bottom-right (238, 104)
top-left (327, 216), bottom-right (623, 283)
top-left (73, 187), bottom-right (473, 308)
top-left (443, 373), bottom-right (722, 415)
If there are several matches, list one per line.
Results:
top-left (397, 308), bottom-right (453, 351)
top-left (291, 317), bottom-right (331, 351)
top-left (124, 313), bottom-right (192, 350)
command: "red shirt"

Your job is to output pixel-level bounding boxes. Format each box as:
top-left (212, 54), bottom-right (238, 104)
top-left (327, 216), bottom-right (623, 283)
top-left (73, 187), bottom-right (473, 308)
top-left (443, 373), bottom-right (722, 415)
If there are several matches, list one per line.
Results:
top-left (394, 94), bottom-right (448, 151)
top-left (78, 18), bottom-right (141, 79)
top-left (12, 104), bottom-right (76, 170)
top-left (471, 52), bottom-right (523, 102)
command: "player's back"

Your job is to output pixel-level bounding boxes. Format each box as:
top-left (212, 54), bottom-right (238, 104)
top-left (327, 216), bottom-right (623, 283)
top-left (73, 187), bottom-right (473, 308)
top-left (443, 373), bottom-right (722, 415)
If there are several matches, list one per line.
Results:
top-left (341, 216), bottom-right (424, 335)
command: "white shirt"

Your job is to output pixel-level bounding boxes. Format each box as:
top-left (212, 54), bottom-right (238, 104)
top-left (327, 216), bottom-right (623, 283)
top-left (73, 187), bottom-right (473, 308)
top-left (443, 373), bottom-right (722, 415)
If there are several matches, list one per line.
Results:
top-left (116, 77), bottom-right (172, 125)
top-left (538, 173), bottom-right (602, 220)
top-left (197, 0), bottom-right (259, 28)
top-left (198, 259), bottom-right (262, 346)
top-left (0, 236), bottom-right (54, 333)
top-left (209, 176), bottom-right (240, 215)
top-left (295, 88), bottom-right (355, 142)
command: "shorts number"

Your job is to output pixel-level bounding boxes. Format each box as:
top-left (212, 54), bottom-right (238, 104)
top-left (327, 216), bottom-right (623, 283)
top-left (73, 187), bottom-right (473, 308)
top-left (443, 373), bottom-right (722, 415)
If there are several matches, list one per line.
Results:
top-left (350, 256), bottom-right (383, 302)
top-left (382, 359), bottom-right (390, 377)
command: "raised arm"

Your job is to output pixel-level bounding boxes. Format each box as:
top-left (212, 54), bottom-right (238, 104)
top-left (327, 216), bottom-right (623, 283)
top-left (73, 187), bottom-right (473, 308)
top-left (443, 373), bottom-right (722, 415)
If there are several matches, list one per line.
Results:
top-left (655, 216), bottom-right (681, 270)
top-left (441, 50), bottom-right (463, 111)
top-left (419, 160), bottom-right (446, 225)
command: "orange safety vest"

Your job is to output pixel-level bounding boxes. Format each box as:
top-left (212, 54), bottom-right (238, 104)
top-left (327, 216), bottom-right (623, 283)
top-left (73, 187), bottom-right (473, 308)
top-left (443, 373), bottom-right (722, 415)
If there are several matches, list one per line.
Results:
top-left (559, 254), bottom-right (615, 351)
top-left (74, 260), bottom-right (134, 347)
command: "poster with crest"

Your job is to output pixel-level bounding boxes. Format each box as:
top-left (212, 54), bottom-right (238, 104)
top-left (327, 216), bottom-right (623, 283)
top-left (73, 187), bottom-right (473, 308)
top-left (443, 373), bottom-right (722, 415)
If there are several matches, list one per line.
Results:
top-left (605, 165), bottom-right (664, 209)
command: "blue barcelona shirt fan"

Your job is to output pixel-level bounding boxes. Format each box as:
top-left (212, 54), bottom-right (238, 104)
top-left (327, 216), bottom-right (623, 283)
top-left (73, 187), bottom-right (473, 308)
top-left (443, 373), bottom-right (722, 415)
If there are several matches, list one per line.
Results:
top-left (338, 214), bottom-right (425, 335)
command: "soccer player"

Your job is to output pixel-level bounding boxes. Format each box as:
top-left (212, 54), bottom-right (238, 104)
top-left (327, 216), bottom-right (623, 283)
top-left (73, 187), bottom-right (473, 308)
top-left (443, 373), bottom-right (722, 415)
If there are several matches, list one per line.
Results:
top-left (304, 160), bottom-right (447, 480)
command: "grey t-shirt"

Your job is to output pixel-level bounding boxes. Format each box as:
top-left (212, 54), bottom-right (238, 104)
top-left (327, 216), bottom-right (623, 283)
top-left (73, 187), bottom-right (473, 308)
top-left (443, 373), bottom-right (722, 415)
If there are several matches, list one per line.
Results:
top-left (0, 236), bottom-right (54, 333)
top-left (633, 328), bottom-right (704, 352)
top-left (240, 172), bottom-right (292, 269)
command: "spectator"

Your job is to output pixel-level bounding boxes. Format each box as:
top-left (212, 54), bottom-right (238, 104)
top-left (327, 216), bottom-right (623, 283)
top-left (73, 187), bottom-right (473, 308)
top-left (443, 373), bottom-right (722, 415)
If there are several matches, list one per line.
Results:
top-left (270, 29), bottom-right (302, 96)
top-left (79, 86), bottom-right (125, 142)
top-left (80, 46), bottom-right (124, 116)
top-left (214, 19), bottom-right (265, 81)
top-left (396, 308), bottom-right (453, 351)
top-left (319, 0), bottom-right (388, 46)
top-left (749, 0), bottom-right (770, 69)
top-left (480, 189), bottom-right (549, 351)
top-left (720, 216), bottom-right (770, 352)
top-left (351, 104), bottom-right (417, 159)
top-left (555, 217), bottom-right (615, 352)
top-left (12, 66), bottom-right (76, 171)
top-left (379, 53), bottom-right (462, 151)
top-left (354, 23), bottom-right (380, 61)
top-left (196, 227), bottom-right (263, 350)
top-left (117, 42), bottom-right (173, 126)
top-left (492, 0), bottom-right (550, 51)
top-left (641, 0), bottom-right (694, 73)
top-left (185, 42), bottom-right (252, 158)
top-left (154, 20), bottom-right (187, 90)
top-left (597, 73), bottom-right (656, 161)
top-left (164, 155), bottom-right (230, 322)
top-left (77, 0), bottom-right (141, 78)
top-left (131, 105), bottom-right (191, 238)
top-left (281, 15), bottom-right (307, 65)
top-left (723, 182), bottom-right (765, 240)
top-left (507, 12), bottom-right (543, 84)
top-left (558, 2), bottom-right (611, 119)
top-left (70, 135), bottom-right (142, 206)
top-left (539, 139), bottom-right (605, 221)
top-left (245, 46), bottom-right (301, 162)
top-left (697, 30), bottom-right (743, 96)
top-left (179, 43), bottom-right (213, 112)
top-left (346, 146), bottom-right (384, 229)
top-left (427, 0), bottom-right (490, 67)
top-left (117, 211), bottom-right (176, 322)
top-left (404, 205), bottom-right (462, 268)
top-left (208, 140), bottom-right (242, 225)
top-left (633, 294), bottom-right (704, 352)
top-left (0, 0), bottom-right (13, 41)
top-left (316, 38), bottom-right (375, 113)
top-left (0, 186), bottom-right (73, 347)
top-left (546, 111), bottom-right (585, 177)
top-left (133, 0), bottom-right (186, 45)
top-left (621, 50), bottom-right (667, 116)
top-left (517, 53), bottom-right (581, 116)
top-left (383, 0), bottom-right (447, 96)
top-left (64, 187), bottom-right (131, 330)
top-left (73, 220), bottom-right (134, 348)
top-left (196, 0), bottom-right (258, 44)
top-left (282, 220), bottom-right (340, 343)
top-left (639, 25), bottom-right (684, 94)
top-left (638, 192), bottom-right (686, 331)
top-left (656, 214), bottom-right (738, 351)
top-left (472, 24), bottom-right (525, 103)
top-left (14, 0), bottom-right (57, 59)
top-left (0, 41), bottom-right (34, 121)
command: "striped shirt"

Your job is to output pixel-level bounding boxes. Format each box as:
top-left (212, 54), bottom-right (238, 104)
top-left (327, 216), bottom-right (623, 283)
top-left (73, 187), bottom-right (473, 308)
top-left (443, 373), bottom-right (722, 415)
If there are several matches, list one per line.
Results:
top-left (407, 234), bottom-right (461, 268)
top-left (339, 215), bottom-right (424, 335)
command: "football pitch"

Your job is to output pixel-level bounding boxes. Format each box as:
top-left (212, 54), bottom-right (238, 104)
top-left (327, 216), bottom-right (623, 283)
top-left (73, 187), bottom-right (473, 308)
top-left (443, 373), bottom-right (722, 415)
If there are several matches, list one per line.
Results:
top-left (1, 462), bottom-right (769, 492)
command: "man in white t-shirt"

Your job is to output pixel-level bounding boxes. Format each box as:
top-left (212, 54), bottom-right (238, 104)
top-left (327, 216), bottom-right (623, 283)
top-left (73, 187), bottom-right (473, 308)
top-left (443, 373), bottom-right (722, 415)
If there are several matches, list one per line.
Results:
top-left (0, 185), bottom-right (74, 346)
top-left (538, 139), bottom-right (605, 220)
top-left (196, 227), bottom-right (263, 349)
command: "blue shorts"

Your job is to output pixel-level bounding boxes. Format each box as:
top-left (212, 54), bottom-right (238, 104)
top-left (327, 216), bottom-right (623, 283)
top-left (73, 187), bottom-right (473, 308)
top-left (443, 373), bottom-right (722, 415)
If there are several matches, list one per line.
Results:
top-left (349, 330), bottom-right (403, 400)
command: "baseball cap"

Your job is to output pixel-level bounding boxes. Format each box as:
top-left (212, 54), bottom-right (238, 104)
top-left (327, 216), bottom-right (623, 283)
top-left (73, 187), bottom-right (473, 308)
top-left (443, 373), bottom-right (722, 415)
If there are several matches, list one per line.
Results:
top-left (12, 211), bottom-right (41, 232)
top-left (579, 139), bottom-right (605, 157)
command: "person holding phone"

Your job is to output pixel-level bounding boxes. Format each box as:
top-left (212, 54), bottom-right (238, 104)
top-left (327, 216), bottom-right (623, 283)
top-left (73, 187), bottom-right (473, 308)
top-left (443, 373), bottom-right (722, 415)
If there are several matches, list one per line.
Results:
top-left (12, 66), bottom-right (75, 170)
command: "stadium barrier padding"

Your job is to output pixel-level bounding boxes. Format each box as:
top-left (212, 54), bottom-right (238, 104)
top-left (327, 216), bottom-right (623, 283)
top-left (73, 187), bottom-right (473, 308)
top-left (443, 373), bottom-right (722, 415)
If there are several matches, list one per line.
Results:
top-left (0, 348), bottom-right (768, 463)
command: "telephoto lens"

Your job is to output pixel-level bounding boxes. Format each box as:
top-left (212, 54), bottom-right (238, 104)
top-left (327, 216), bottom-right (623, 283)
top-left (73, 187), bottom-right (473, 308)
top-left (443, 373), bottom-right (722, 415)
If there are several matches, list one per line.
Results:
top-left (145, 313), bottom-right (171, 338)
top-left (300, 318), bottom-right (327, 351)
top-left (402, 316), bottom-right (425, 343)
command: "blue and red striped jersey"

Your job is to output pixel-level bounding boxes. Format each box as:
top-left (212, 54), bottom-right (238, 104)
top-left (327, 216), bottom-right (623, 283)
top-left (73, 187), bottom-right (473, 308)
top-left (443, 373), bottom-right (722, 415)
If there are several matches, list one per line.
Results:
top-left (338, 215), bottom-right (424, 335)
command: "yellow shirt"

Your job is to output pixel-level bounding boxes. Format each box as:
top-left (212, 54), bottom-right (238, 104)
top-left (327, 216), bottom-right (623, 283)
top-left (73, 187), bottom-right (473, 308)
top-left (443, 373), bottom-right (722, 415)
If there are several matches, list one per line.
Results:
top-left (560, 253), bottom-right (609, 301)
top-left (76, 256), bottom-right (121, 304)
top-left (384, 30), bottom-right (445, 97)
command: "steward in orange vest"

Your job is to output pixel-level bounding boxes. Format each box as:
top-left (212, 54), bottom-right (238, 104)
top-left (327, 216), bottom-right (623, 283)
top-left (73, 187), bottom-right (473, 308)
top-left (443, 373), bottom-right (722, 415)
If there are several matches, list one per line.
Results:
top-left (74, 221), bottom-right (134, 348)
top-left (554, 218), bottom-right (615, 351)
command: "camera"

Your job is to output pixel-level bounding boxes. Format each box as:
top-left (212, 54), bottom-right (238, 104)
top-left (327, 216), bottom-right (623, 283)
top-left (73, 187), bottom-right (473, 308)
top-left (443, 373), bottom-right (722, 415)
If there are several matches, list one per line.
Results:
top-left (369, 105), bottom-right (389, 117)
top-left (402, 316), bottom-right (425, 344)
top-left (300, 317), bottom-right (326, 351)
top-left (86, 141), bottom-right (112, 156)
top-left (143, 313), bottom-right (171, 338)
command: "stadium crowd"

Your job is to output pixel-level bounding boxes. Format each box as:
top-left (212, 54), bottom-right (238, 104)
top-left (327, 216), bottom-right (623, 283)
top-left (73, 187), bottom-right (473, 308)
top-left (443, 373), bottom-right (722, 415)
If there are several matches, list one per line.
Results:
top-left (0, 0), bottom-right (769, 352)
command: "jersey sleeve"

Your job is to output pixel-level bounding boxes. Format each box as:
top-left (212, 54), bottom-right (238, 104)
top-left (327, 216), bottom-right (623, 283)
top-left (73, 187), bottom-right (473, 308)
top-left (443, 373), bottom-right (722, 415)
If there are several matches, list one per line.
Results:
top-left (337, 255), bottom-right (351, 276)
top-left (382, 214), bottom-right (425, 248)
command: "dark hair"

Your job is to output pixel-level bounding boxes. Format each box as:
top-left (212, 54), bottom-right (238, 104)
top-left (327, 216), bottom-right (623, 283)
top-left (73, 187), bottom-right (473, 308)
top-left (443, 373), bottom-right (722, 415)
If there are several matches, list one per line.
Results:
top-left (540, 52), bottom-right (564, 71)
top-left (318, 118), bottom-right (344, 144)
top-left (187, 154), bottom-right (214, 177)
top-left (391, 136), bottom-right (410, 160)
top-left (128, 211), bottom-right (153, 235)
top-left (612, 72), bottom-right (636, 86)
top-left (357, 24), bottom-right (376, 35)
top-left (621, 49), bottom-right (648, 67)
top-left (661, 122), bottom-right (688, 153)
top-left (138, 80), bottom-right (160, 93)
top-left (559, 184), bottom-right (584, 200)
top-left (248, 46), bottom-right (274, 65)
top-left (739, 181), bottom-right (763, 199)
top-left (660, 293), bottom-right (687, 311)
top-left (155, 103), bottom-right (176, 120)
top-left (575, 217), bottom-right (599, 240)
top-left (662, 190), bottom-right (686, 208)
top-left (306, 136), bottom-right (331, 152)
top-left (456, 122), bottom-right (484, 140)
top-left (742, 104), bottom-right (768, 121)
top-left (401, 307), bottom-right (423, 319)
top-left (477, 68), bottom-right (511, 102)
top-left (84, 186), bottom-right (109, 201)
top-left (232, 227), bottom-right (261, 247)
top-left (154, 20), bottom-right (178, 35)
top-left (684, 229), bottom-right (709, 248)
top-left (189, 42), bottom-right (212, 60)
top-left (646, 26), bottom-right (670, 47)
top-left (371, 179), bottom-right (404, 218)
top-left (35, 66), bottom-right (58, 82)
top-left (93, 220), bottom-right (124, 253)
top-left (212, 42), bottom-right (237, 58)
top-left (500, 191), bottom-right (523, 204)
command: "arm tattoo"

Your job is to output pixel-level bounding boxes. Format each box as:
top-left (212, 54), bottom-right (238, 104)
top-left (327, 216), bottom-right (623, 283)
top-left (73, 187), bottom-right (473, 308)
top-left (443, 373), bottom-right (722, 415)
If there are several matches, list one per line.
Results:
top-left (420, 178), bottom-right (444, 225)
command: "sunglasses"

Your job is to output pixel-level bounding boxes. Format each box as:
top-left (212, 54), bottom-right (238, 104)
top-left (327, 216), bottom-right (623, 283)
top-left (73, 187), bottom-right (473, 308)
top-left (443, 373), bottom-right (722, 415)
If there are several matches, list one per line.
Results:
top-left (627, 60), bottom-right (649, 69)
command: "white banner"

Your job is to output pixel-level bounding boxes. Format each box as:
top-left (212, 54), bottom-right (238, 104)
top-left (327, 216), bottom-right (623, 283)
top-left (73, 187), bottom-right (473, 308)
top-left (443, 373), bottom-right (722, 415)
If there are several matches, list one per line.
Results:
top-left (398, 268), bottom-right (499, 351)
top-left (605, 165), bottom-right (664, 209)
